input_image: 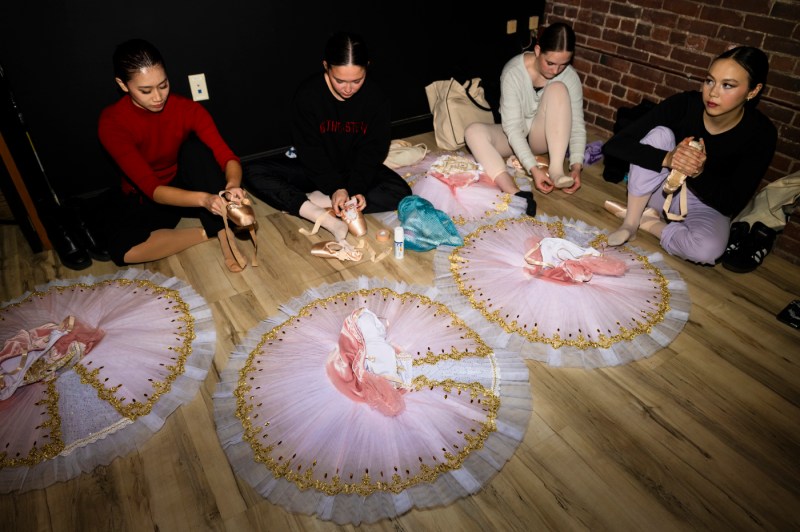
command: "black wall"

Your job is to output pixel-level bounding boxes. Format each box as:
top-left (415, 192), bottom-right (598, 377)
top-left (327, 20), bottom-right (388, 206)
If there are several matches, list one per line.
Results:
top-left (0, 1), bottom-right (543, 198)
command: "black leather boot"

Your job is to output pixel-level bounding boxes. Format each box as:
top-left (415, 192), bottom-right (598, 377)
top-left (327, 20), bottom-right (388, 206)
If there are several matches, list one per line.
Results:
top-left (46, 219), bottom-right (92, 270)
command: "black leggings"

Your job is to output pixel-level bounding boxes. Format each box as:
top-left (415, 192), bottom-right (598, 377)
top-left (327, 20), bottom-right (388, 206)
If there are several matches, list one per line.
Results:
top-left (243, 157), bottom-right (412, 215)
top-left (106, 136), bottom-right (228, 266)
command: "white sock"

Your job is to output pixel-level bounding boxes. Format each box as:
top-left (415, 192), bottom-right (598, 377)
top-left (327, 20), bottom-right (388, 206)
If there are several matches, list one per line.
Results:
top-left (306, 191), bottom-right (333, 208)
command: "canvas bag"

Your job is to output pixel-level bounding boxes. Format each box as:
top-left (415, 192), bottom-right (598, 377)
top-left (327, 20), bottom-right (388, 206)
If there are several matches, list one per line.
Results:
top-left (425, 78), bottom-right (495, 151)
top-left (384, 139), bottom-right (429, 169)
top-left (734, 171), bottom-right (800, 230)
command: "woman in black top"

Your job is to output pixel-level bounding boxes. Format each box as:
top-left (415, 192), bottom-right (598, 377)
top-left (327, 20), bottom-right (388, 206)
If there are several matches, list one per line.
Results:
top-left (602, 46), bottom-right (776, 265)
top-left (244, 32), bottom-right (411, 242)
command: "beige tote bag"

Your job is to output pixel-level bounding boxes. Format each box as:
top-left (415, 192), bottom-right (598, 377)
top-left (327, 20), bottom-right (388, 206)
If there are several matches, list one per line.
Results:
top-left (425, 78), bottom-right (495, 151)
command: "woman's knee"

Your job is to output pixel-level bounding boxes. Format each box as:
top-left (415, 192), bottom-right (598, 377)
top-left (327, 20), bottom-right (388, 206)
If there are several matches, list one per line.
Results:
top-left (541, 80), bottom-right (569, 100)
top-left (640, 126), bottom-right (676, 150)
top-left (464, 122), bottom-right (492, 147)
top-left (663, 227), bottom-right (725, 265)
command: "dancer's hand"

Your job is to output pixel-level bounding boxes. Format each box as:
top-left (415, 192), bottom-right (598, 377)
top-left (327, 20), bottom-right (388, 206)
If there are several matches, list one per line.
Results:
top-left (331, 188), bottom-right (350, 216)
top-left (531, 166), bottom-right (554, 194)
top-left (223, 186), bottom-right (246, 202)
top-left (352, 194), bottom-right (367, 211)
top-left (206, 192), bottom-right (226, 216)
top-left (562, 165), bottom-right (582, 195)
top-left (666, 137), bottom-right (706, 177)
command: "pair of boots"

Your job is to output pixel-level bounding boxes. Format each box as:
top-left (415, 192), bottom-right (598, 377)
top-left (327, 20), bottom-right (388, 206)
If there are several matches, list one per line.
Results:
top-left (42, 203), bottom-right (111, 271)
top-left (720, 221), bottom-right (779, 273)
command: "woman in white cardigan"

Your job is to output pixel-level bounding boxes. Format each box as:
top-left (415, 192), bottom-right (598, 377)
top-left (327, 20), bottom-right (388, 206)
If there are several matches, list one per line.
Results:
top-left (465, 22), bottom-right (586, 215)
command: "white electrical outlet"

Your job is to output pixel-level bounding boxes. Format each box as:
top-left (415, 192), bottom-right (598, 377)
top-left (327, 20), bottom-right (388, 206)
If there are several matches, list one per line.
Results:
top-left (188, 73), bottom-right (209, 101)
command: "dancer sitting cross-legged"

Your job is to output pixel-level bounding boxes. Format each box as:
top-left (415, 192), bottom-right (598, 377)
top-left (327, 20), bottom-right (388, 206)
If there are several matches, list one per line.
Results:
top-left (244, 31), bottom-right (411, 257)
top-left (602, 46), bottom-right (777, 266)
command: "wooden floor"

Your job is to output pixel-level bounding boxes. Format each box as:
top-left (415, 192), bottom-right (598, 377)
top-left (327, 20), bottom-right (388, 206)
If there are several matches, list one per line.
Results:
top-left (1, 130), bottom-right (799, 531)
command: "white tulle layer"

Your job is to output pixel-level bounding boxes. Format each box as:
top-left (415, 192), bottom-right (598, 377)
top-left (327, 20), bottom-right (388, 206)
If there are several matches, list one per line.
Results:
top-left (213, 277), bottom-right (531, 525)
top-left (373, 151), bottom-right (529, 234)
top-left (0, 268), bottom-right (214, 493)
top-left (433, 215), bottom-right (691, 368)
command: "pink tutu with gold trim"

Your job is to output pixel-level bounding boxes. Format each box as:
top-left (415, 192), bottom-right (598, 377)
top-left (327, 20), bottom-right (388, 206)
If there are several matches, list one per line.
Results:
top-left (374, 151), bottom-right (527, 231)
top-left (433, 216), bottom-right (691, 367)
top-left (213, 277), bottom-right (531, 525)
top-left (0, 269), bottom-right (214, 492)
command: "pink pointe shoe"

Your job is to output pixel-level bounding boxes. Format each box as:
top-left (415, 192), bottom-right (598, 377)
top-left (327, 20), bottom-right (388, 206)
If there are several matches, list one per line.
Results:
top-left (604, 200), bottom-right (627, 218)
top-left (663, 139), bottom-right (704, 194)
top-left (310, 240), bottom-right (363, 262)
top-left (341, 200), bottom-right (367, 237)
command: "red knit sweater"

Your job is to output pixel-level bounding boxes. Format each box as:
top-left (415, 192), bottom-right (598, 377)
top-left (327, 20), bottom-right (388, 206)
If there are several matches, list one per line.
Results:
top-left (98, 94), bottom-right (239, 198)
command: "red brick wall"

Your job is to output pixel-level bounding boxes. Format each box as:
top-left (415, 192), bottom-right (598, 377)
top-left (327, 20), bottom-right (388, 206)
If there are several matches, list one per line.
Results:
top-left (544, 0), bottom-right (800, 264)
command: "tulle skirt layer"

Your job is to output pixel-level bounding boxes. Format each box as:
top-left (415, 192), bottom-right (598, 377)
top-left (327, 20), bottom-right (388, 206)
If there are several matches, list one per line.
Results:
top-left (0, 269), bottom-right (214, 492)
top-left (214, 277), bottom-right (531, 525)
top-left (433, 216), bottom-right (691, 367)
top-left (373, 151), bottom-right (527, 234)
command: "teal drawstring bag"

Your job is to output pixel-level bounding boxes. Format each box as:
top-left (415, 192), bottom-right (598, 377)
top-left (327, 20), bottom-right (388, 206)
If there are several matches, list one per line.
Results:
top-left (397, 195), bottom-right (463, 251)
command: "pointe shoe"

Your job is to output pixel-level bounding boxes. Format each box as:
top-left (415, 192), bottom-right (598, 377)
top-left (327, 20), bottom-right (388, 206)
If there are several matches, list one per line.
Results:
top-left (341, 200), bottom-right (367, 237)
top-left (553, 175), bottom-right (575, 189)
top-left (663, 139), bottom-right (704, 194)
top-left (220, 191), bottom-right (256, 227)
top-left (310, 240), bottom-right (363, 262)
top-left (604, 200), bottom-right (627, 218)
top-left (219, 191), bottom-right (258, 267)
top-left (607, 227), bottom-right (636, 247)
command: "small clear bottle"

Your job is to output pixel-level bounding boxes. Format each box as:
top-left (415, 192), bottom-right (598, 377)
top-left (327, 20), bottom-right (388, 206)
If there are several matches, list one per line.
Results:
top-left (394, 226), bottom-right (404, 259)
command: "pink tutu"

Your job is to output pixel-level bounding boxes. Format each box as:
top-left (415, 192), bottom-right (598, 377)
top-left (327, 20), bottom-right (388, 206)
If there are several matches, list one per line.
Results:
top-left (0, 269), bottom-right (214, 492)
top-left (410, 153), bottom-right (526, 226)
top-left (433, 216), bottom-right (691, 367)
top-left (213, 278), bottom-right (531, 525)
top-left (372, 152), bottom-right (527, 231)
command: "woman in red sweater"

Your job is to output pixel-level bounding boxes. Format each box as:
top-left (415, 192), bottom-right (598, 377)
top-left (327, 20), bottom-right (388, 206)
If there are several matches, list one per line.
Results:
top-left (98, 39), bottom-right (248, 272)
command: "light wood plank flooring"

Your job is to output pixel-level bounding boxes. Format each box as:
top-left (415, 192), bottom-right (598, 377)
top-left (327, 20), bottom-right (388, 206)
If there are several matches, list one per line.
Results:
top-left (1, 130), bottom-right (798, 531)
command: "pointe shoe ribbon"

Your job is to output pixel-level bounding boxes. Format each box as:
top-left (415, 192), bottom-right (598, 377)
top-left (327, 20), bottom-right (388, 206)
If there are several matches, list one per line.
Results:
top-left (663, 140), bottom-right (704, 194)
top-left (299, 208), bottom-right (336, 236)
top-left (219, 191), bottom-right (258, 268)
top-left (662, 186), bottom-right (689, 222)
top-left (661, 139), bottom-right (703, 222)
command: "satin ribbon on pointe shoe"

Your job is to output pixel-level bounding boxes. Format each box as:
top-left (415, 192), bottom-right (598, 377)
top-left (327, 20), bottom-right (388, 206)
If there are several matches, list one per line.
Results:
top-left (300, 208), bottom-right (336, 236)
top-left (219, 191), bottom-right (258, 268)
